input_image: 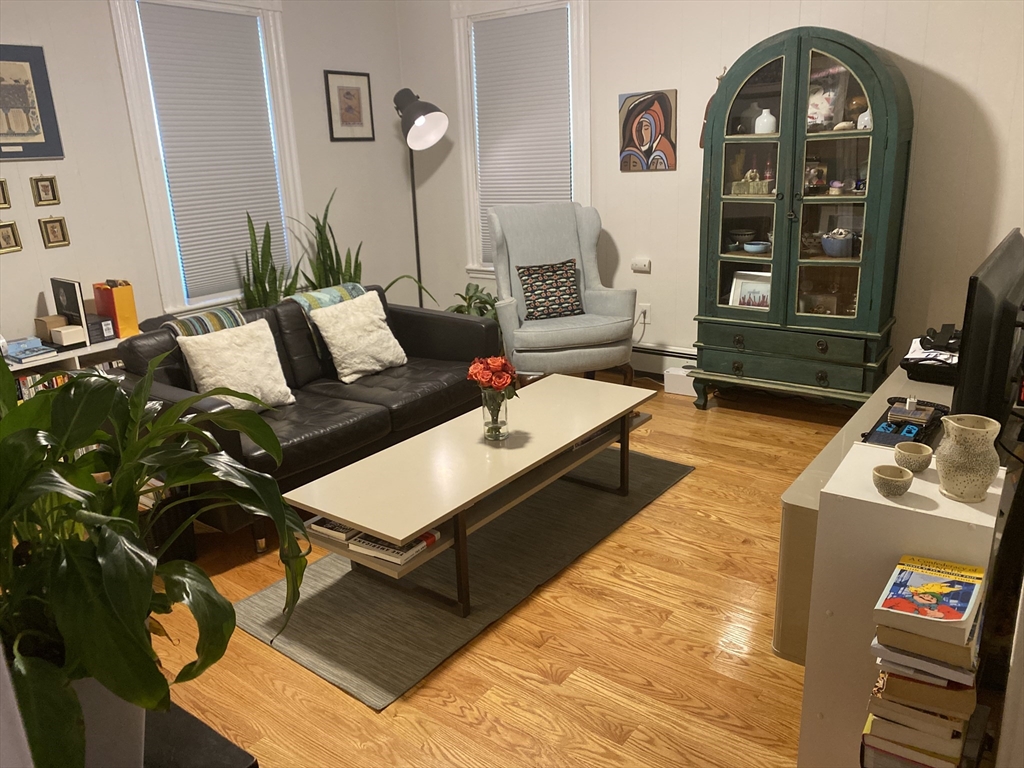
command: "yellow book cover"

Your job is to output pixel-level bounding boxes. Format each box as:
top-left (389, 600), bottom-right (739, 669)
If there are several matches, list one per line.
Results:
top-left (873, 556), bottom-right (985, 645)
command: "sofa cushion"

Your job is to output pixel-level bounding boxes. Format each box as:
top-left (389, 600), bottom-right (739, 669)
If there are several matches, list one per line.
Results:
top-left (302, 357), bottom-right (477, 432)
top-left (176, 320), bottom-right (295, 412)
top-left (311, 292), bottom-right (407, 383)
top-left (240, 389), bottom-right (391, 476)
top-left (513, 313), bottom-right (634, 351)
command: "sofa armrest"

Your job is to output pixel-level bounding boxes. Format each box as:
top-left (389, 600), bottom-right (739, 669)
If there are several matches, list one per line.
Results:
top-left (584, 288), bottom-right (637, 320)
top-left (120, 375), bottom-right (243, 458)
top-left (388, 304), bottom-right (500, 362)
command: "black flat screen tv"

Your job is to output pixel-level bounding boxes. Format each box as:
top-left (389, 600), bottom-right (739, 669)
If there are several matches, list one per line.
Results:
top-left (951, 228), bottom-right (1024, 426)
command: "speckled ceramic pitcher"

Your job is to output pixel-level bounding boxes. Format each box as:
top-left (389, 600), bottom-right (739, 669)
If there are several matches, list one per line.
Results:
top-left (934, 414), bottom-right (1001, 503)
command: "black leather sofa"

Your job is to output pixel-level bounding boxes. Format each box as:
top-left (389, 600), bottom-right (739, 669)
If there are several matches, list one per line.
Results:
top-left (119, 287), bottom-right (499, 544)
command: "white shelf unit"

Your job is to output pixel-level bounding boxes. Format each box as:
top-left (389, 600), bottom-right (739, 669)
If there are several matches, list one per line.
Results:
top-left (6, 337), bottom-right (122, 373)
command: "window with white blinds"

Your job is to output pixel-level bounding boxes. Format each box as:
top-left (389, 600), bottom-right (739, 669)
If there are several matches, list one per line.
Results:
top-left (472, 7), bottom-right (572, 263)
top-left (138, 2), bottom-right (288, 302)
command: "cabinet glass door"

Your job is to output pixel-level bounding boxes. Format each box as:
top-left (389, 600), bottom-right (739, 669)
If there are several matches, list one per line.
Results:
top-left (708, 39), bottom-right (798, 325)
top-left (786, 44), bottom-right (884, 329)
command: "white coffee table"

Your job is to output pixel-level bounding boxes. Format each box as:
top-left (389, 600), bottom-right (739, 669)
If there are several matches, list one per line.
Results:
top-left (285, 374), bottom-right (655, 616)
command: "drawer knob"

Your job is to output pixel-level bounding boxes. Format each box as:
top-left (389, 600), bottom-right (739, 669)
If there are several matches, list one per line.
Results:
top-left (733, 334), bottom-right (745, 349)
top-left (732, 361), bottom-right (744, 376)
top-left (816, 370), bottom-right (829, 387)
top-left (816, 339), bottom-right (829, 354)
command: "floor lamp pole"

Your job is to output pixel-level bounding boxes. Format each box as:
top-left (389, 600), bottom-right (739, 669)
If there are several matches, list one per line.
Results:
top-left (408, 146), bottom-right (424, 308)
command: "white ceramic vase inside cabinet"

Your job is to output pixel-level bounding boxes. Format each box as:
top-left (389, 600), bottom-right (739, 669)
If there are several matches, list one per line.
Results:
top-left (754, 108), bottom-right (777, 134)
top-left (934, 414), bottom-right (1001, 503)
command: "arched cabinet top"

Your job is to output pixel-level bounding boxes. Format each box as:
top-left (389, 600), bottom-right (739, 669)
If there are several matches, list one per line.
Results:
top-left (712, 26), bottom-right (913, 143)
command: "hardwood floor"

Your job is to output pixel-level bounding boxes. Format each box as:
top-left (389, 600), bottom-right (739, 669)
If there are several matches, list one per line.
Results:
top-left (154, 382), bottom-right (852, 767)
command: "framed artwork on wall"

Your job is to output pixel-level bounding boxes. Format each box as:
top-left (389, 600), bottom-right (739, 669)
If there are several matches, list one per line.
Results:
top-left (38, 216), bottom-right (69, 248)
top-left (324, 70), bottom-right (374, 142)
top-left (0, 178), bottom-right (9, 208)
top-left (619, 90), bottom-right (677, 172)
top-left (30, 175), bottom-right (60, 206)
top-left (0, 45), bottom-right (64, 160)
top-left (0, 221), bottom-right (22, 254)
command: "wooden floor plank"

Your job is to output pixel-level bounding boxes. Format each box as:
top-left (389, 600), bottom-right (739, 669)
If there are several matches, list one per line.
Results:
top-left (153, 383), bottom-right (847, 766)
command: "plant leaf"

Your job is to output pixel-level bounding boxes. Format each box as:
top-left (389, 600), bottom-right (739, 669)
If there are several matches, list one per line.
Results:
top-left (50, 376), bottom-right (119, 456)
top-left (10, 652), bottom-right (86, 768)
top-left (0, 388), bottom-right (56, 440)
top-left (0, 356), bottom-right (18, 418)
top-left (93, 525), bottom-right (158, 660)
top-left (49, 538), bottom-right (170, 710)
top-left (190, 408), bottom-right (282, 466)
top-left (157, 560), bottom-right (235, 683)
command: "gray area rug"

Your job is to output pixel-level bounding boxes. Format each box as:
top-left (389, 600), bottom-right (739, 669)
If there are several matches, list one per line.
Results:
top-left (235, 449), bottom-right (693, 710)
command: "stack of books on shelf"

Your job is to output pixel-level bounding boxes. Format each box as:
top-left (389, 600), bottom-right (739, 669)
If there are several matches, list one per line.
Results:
top-left (348, 529), bottom-right (441, 566)
top-left (861, 555), bottom-right (988, 768)
top-left (14, 371), bottom-right (70, 403)
top-left (4, 336), bottom-right (57, 365)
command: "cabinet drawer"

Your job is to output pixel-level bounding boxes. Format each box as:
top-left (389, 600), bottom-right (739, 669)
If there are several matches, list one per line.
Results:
top-left (700, 349), bottom-right (864, 392)
top-left (699, 323), bottom-right (865, 364)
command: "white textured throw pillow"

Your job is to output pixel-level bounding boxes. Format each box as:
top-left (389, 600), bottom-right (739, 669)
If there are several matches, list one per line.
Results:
top-left (176, 319), bottom-right (295, 411)
top-left (310, 291), bottom-right (407, 383)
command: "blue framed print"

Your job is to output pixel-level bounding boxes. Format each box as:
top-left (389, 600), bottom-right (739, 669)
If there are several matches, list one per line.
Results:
top-left (0, 45), bottom-right (63, 160)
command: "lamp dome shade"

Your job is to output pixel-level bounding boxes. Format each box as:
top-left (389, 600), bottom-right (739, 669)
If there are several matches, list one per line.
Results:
top-left (394, 87), bottom-right (449, 150)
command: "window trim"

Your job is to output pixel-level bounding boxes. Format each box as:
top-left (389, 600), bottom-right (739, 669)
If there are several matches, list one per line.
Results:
top-left (110, 0), bottom-right (304, 313)
top-left (451, 0), bottom-right (590, 279)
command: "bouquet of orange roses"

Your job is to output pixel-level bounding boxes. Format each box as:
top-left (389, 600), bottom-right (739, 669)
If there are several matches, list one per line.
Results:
top-left (468, 356), bottom-right (518, 440)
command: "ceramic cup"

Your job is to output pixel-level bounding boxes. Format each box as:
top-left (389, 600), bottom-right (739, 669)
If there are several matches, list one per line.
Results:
top-left (872, 465), bottom-right (913, 498)
top-left (894, 442), bottom-right (933, 473)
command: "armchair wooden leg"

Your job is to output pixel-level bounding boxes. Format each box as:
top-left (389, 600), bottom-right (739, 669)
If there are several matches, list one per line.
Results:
top-left (620, 363), bottom-right (634, 386)
top-left (584, 371), bottom-right (596, 380)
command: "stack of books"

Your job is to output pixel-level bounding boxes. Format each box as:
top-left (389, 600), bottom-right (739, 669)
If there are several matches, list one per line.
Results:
top-left (861, 555), bottom-right (986, 768)
top-left (4, 336), bottom-right (58, 365)
top-left (348, 529), bottom-right (441, 565)
top-left (13, 371), bottom-right (69, 402)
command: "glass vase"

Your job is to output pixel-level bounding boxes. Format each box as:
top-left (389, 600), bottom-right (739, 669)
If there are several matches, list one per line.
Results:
top-left (481, 389), bottom-right (508, 441)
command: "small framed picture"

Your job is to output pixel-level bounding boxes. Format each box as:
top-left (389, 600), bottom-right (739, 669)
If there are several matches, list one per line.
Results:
top-left (729, 270), bottom-right (771, 309)
top-left (0, 221), bottom-right (22, 254)
top-left (38, 216), bottom-right (69, 248)
top-left (30, 175), bottom-right (60, 206)
top-left (324, 70), bottom-right (374, 142)
top-left (0, 179), bottom-right (9, 209)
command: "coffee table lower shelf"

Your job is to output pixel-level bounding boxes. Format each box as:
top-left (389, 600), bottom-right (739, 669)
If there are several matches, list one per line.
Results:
top-left (306, 411), bottom-right (651, 613)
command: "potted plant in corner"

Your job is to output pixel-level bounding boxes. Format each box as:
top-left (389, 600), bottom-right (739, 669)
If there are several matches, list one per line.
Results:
top-left (0, 355), bottom-right (309, 768)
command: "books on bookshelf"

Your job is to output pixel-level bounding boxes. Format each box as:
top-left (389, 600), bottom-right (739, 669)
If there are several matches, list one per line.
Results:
top-left (308, 516), bottom-right (360, 543)
top-left (860, 555), bottom-right (988, 768)
top-left (347, 529), bottom-right (441, 565)
top-left (874, 556), bottom-right (985, 645)
top-left (13, 371), bottom-right (69, 402)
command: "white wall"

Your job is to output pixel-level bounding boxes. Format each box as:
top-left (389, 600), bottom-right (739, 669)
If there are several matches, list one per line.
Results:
top-left (0, 0), bottom-right (162, 340)
top-left (398, 0), bottom-right (1024, 363)
top-left (280, 0), bottom-right (420, 307)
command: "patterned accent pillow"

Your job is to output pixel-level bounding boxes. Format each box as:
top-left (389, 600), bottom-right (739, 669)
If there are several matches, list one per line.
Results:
top-left (161, 307), bottom-right (246, 337)
top-left (286, 283), bottom-right (366, 314)
top-left (516, 259), bottom-right (585, 321)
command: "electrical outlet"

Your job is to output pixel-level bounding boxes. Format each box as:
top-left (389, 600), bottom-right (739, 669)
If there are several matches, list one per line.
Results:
top-left (639, 303), bottom-right (651, 324)
top-left (631, 257), bottom-right (652, 274)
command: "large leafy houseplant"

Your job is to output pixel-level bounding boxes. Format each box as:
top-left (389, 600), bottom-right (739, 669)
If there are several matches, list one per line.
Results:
top-left (446, 283), bottom-right (497, 321)
top-left (0, 356), bottom-right (309, 767)
top-left (240, 212), bottom-right (301, 309)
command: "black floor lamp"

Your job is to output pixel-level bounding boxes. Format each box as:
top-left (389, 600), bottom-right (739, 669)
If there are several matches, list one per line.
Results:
top-left (393, 88), bottom-right (449, 308)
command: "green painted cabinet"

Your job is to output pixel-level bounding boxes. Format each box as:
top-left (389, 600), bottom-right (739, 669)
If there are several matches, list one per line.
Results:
top-left (690, 27), bottom-right (912, 409)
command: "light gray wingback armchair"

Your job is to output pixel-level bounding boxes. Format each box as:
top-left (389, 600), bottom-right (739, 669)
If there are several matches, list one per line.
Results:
top-left (488, 202), bottom-right (636, 382)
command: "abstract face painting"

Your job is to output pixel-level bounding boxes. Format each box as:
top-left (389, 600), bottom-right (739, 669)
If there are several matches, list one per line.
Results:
top-left (619, 90), bottom-right (677, 172)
